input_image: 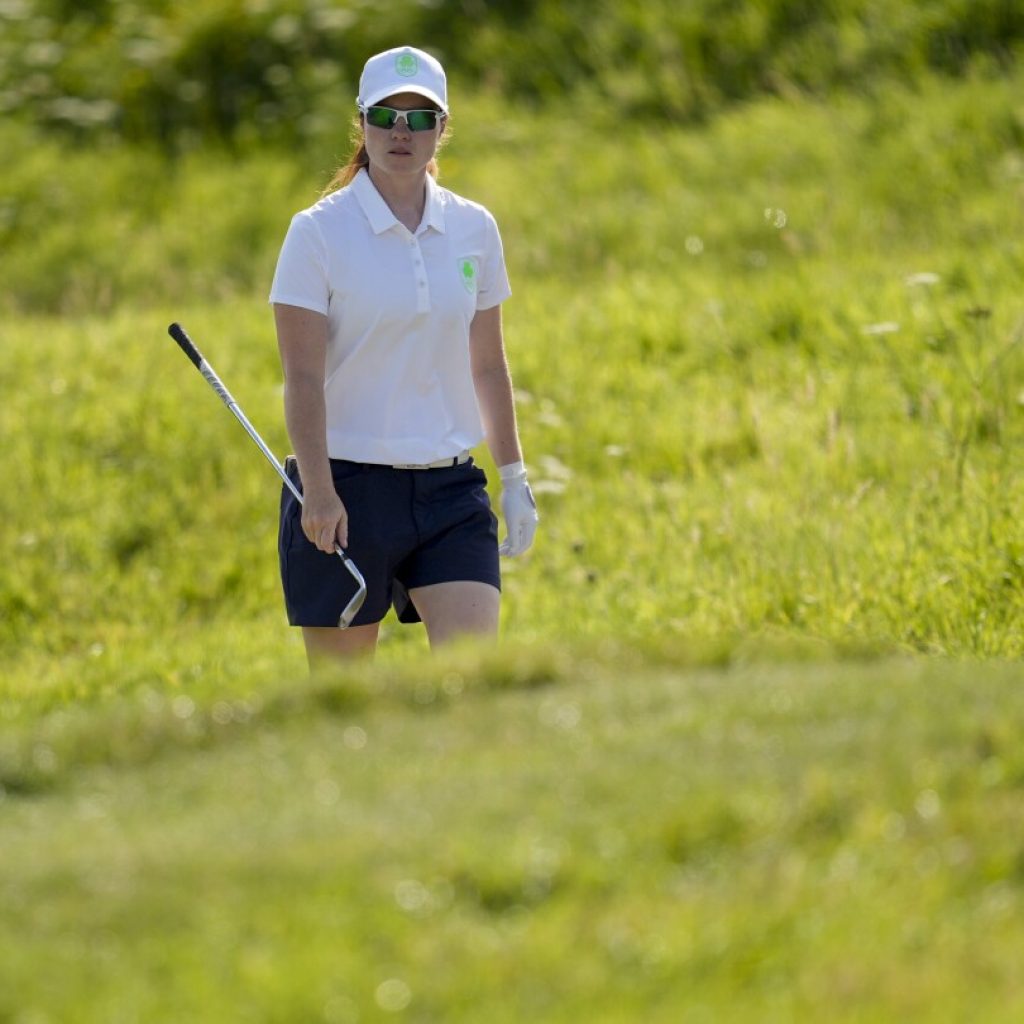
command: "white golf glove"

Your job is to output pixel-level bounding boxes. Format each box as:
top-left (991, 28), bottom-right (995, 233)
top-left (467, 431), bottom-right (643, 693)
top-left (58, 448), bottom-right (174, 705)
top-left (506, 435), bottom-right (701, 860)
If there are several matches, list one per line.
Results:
top-left (498, 461), bottom-right (538, 557)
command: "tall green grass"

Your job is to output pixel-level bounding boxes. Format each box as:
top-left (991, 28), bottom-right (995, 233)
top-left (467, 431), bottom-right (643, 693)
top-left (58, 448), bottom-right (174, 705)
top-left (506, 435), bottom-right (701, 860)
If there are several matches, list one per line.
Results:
top-left (3, 69), bottom-right (1024, 679)
top-left (4, 66), bottom-right (1023, 314)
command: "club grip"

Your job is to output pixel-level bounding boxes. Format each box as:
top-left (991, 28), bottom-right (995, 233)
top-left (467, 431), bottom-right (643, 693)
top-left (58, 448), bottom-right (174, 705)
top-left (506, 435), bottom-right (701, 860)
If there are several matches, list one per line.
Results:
top-left (168, 322), bottom-right (203, 370)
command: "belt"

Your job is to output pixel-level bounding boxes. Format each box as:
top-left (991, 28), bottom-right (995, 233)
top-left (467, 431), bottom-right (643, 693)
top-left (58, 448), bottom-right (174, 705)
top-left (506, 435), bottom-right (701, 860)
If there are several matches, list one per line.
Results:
top-left (391, 452), bottom-right (471, 470)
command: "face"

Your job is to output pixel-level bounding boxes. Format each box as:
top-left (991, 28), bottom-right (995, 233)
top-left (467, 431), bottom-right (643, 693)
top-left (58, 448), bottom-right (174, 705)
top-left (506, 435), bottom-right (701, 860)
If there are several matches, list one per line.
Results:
top-left (362, 91), bottom-right (446, 177)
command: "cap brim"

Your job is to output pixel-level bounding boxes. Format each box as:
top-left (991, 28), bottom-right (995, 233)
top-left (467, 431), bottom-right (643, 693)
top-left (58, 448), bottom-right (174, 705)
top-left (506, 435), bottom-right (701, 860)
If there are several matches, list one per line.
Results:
top-left (360, 84), bottom-right (448, 113)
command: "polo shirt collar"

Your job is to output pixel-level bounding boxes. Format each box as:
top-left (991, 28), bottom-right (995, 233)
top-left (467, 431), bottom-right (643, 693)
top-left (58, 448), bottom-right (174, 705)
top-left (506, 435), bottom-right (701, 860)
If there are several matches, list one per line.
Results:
top-left (423, 173), bottom-right (446, 234)
top-left (352, 168), bottom-right (446, 236)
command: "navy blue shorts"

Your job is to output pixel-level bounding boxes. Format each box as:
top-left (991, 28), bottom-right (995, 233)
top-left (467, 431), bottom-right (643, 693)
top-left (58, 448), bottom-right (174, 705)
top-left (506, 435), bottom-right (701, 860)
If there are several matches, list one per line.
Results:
top-left (278, 456), bottom-right (501, 627)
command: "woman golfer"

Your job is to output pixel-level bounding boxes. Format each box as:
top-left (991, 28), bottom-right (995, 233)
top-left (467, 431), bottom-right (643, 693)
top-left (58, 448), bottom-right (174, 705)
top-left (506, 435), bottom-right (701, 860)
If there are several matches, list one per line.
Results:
top-left (270, 45), bottom-right (537, 663)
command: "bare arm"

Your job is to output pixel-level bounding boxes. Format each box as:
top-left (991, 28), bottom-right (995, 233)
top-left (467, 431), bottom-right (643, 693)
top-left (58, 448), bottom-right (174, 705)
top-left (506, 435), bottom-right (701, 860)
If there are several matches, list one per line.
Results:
top-left (469, 304), bottom-right (522, 468)
top-left (274, 303), bottom-right (348, 551)
top-left (470, 304), bottom-right (539, 557)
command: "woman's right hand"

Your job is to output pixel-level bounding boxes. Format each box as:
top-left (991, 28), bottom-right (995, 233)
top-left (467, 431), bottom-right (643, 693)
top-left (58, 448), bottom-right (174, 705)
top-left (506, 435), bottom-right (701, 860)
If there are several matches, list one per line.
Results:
top-left (301, 485), bottom-right (349, 552)
top-left (274, 303), bottom-right (345, 553)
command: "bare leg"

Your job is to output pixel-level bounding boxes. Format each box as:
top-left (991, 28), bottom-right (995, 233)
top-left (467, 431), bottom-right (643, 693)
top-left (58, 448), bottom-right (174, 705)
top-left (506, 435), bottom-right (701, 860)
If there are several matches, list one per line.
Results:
top-left (408, 581), bottom-right (500, 648)
top-left (302, 623), bottom-right (380, 670)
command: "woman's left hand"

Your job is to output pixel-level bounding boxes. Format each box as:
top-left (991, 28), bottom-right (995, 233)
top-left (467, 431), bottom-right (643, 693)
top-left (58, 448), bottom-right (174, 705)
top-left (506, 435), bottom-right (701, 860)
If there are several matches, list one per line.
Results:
top-left (498, 465), bottom-right (538, 557)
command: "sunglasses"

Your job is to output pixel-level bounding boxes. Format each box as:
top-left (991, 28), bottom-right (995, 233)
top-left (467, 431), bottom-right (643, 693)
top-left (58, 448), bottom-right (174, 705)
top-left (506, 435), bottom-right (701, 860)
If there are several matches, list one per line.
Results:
top-left (362, 105), bottom-right (443, 132)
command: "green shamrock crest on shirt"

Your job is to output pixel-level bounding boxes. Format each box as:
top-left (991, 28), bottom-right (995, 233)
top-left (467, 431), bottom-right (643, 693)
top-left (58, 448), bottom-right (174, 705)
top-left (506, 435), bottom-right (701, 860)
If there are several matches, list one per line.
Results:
top-left (396, 53), bottom-right (419, 77)
top-left (458, 257), bottom-right (478, 294)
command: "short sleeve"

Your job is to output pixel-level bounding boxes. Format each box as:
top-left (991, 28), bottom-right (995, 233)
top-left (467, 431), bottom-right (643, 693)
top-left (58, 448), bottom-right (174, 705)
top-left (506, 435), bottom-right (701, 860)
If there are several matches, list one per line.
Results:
top-left (268, 211), bottom-right (330, 315)
top-left (475, 211), bottom-right (512, 311)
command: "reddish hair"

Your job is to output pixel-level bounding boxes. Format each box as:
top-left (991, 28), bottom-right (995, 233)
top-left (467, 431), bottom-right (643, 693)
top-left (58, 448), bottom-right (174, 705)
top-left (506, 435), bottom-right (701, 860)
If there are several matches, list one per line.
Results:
top-left (321, 114), bottom-right (445, 197)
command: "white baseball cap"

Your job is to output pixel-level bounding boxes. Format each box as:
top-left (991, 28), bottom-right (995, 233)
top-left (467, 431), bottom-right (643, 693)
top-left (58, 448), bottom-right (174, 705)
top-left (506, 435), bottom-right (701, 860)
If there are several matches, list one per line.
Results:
top-left (357, 46), bottom-right (448, 113)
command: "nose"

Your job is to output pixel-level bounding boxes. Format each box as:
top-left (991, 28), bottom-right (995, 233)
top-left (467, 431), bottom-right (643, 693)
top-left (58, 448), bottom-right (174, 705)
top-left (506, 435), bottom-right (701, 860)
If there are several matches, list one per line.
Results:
top-left (390, 115), bottom-right (412, 136)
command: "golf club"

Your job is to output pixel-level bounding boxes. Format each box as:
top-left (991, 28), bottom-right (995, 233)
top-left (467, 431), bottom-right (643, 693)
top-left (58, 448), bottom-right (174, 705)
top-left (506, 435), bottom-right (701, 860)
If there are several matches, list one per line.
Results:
top-left (167, 322), bottom-right (367, 628)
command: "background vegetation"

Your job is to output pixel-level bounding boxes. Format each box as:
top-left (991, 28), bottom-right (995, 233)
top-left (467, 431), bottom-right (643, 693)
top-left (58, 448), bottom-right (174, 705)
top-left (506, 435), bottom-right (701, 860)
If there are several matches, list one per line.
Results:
top-left (4, 1), bottom-right (1024, 1020)
top-left (2, 0), bottom-right (1023, 149)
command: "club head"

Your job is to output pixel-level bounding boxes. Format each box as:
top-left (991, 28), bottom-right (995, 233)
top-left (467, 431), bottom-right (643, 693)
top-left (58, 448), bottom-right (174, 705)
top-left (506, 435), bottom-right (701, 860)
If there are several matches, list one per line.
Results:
top-left (336, 548), bottom-right (368, 628)
top-left (338, 587), bottom-right (367, 629)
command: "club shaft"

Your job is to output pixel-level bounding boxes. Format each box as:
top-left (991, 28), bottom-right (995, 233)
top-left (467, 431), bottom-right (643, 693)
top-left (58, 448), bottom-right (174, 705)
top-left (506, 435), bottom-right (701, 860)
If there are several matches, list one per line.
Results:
top-left (198, 362), bottom-right (304, 506)
top-left (199, 360), bottom-right (363, 578)
top-left (168, 322), bottom-right (366, 627)
top-left (199, 364), bottom-right (360, 569)
top-left (170, 323), bottom-right (362, 569)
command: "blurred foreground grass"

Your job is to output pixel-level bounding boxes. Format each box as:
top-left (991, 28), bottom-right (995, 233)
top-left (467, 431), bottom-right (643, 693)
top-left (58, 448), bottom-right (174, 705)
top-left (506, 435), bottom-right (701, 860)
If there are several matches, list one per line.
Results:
top-left (3, 643), bottom-right (1024, 1021)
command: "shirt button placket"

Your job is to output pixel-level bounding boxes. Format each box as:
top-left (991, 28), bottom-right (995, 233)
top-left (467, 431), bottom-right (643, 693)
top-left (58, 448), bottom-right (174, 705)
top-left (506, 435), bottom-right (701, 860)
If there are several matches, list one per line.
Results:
top-left (411, 235), bottom-right (430, 313)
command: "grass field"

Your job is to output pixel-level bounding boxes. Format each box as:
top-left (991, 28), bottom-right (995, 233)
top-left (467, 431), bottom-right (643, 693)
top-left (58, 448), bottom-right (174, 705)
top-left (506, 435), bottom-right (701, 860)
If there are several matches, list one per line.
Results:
top-left (4, 646), bottom-right (1024, 1021)
top-left (4, 40), bottom-right (1024, 1021)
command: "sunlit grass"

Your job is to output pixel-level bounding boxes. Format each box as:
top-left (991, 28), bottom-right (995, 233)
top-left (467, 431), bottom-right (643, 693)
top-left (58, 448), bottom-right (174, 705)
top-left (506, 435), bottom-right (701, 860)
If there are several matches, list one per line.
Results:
top-left (5, 61), bottom-right (1024, 1022)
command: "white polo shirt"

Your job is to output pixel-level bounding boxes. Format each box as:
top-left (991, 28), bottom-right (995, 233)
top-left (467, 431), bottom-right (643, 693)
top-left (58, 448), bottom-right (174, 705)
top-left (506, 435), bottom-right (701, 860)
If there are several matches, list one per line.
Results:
top-left (269, 168), bottom-right (512, 465)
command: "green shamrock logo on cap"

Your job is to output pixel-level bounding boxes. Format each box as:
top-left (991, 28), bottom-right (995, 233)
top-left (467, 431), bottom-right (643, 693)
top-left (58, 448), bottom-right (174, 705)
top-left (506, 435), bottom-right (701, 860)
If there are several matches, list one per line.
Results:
top-left (396, 52), bottom-right (419, 77)
top-left (458, 257), bottom-right (478, 294)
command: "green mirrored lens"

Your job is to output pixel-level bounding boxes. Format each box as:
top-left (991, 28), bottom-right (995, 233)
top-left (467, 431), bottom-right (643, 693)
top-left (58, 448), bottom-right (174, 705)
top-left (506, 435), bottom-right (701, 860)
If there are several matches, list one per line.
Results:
top-left (365, 106), bottom-right (396, 129)
top-left (405, 110), bottom-right (437, 131)
top-left (365, 107), bottom-right (438, 131)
